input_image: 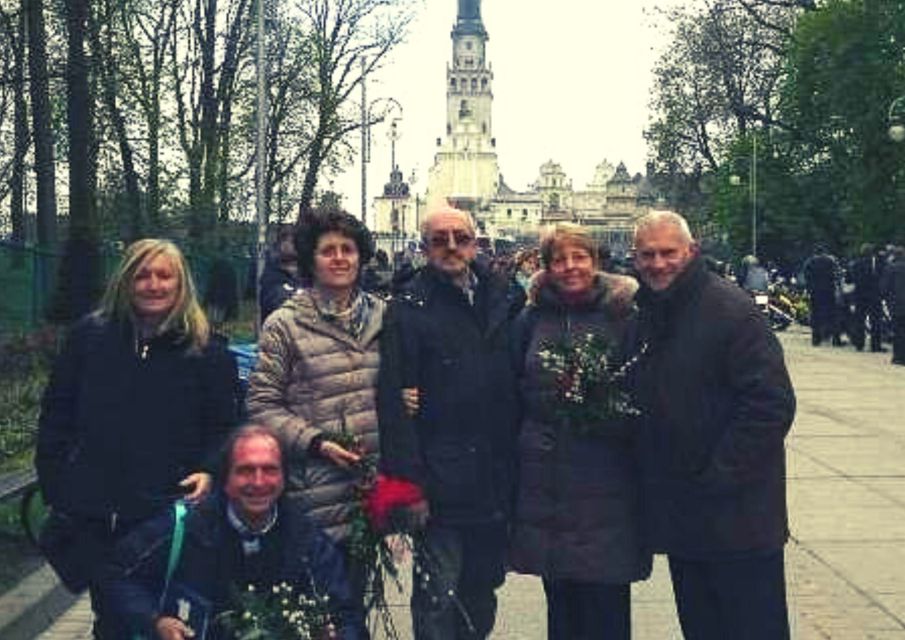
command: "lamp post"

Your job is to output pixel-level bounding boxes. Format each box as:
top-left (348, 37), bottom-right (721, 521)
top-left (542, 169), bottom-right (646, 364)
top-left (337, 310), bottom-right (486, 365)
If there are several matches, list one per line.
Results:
top-left (751, 134), bottom-right (758, 259)
top-left (358, 60), bottom-right (402, 224)
top-left (889, 95), bottom-right (905, 143)
top-left (410, 169), bottom-right (422, 237)
top-left (254, 0), bottom-right (268, 335)
top-left (728, 134), bottom-right (758, 258)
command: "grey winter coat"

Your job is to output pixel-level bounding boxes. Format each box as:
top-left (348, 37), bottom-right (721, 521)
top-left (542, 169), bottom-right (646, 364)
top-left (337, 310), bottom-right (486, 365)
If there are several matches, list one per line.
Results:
top-left (509, 275), bottom-right (652, 584)
top-left (247, 289), bottom-right (385, 542)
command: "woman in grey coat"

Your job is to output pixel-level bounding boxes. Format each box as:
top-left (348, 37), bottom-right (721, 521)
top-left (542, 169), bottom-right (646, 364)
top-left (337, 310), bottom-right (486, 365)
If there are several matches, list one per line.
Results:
top-left (246, 208), bottom-right (385, 611)
top-left (510, 223), bottom-right (651, 640)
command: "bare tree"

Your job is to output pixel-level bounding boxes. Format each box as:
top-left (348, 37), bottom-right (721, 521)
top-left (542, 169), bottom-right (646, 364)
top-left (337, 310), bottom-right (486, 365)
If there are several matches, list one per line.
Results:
top-left (25, 0), bottom-right (57, 250)
top-left (171, 0), bottom-right (253, 245)
top-left (54, 0), bottom-right (101, 322)
top-left (645, 0), bottom-right (798, 175)
top-left (88, 0), bottom-right (143, 240)
top-left (295, 0), bottom-right (413, 218)
top-left (0, 1), bottom-right (28, 244)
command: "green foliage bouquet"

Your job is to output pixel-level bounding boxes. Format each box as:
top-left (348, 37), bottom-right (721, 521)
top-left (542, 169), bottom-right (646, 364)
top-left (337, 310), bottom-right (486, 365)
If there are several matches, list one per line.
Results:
top-left (537, 331), bottom-right (641, 436)
top-left (218, 582), bottom-right (336, 640)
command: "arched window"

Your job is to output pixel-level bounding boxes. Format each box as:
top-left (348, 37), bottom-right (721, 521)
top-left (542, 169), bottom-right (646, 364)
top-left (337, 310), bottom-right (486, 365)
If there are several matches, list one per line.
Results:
top-left (450, 78), bottom-right (457, 90)
top-left (471, 78), bottom-right (477, 91)
top-left (481, 78), bottom-right (487, 90)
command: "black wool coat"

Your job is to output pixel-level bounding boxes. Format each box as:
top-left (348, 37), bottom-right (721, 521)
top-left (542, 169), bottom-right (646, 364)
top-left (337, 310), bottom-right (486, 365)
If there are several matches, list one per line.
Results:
top-left (628, 257), bottom-right (796, 559)
top-left (378, 263), bottom-right (523, 526)
top-left (36, 315), bottom-right (238, 522)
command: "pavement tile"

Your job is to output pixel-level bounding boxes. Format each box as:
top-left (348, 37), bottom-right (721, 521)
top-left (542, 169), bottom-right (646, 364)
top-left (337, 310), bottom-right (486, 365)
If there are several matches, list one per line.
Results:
top-left (788, 451), bottom-right (840, 478)
top-left (791, 506), bottom-right (905, 542)
top-left (788, 437), bottom-right (905, 477)
top-left (804, 542), bottom-right (905, 596)
top-left (788, 476), bottom-right (899, 512)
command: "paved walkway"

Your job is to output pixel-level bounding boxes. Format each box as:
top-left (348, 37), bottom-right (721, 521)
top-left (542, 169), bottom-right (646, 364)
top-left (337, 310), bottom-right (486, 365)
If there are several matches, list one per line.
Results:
top-left (35, 327), bottom-right (905, 638)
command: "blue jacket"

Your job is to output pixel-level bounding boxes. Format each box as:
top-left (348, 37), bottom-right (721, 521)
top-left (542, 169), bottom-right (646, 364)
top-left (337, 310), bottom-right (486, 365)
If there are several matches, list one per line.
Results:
top-left (104, 494), bottom-right (365, 639)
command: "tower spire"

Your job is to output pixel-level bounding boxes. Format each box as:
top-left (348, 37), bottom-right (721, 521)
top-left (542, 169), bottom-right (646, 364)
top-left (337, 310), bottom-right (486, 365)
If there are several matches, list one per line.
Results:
top-left (458, 0), bottom-right (480, 20)
top-left (454, 0), bottom-right (486, 37)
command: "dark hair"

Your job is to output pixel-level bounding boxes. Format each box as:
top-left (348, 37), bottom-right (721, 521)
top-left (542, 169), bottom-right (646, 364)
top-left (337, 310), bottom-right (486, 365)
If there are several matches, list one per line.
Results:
top-left (294, 206), bottom-right (375, 280)
top-left (216, 423), bottom-right (287, 485)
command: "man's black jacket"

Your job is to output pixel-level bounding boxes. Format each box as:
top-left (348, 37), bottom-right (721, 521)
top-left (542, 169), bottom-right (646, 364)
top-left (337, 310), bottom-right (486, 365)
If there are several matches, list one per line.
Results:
top-left (378, 263), bottom-right (523, 525)
top-left (627, 257), bottom-right (796, 559)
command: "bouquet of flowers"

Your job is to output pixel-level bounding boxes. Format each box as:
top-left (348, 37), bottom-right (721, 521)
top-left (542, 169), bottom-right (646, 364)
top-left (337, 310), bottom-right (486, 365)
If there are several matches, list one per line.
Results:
top-left (537, 331), bottom-right (641, 436)
top-left (327, 410), bottom-right (474, 637)
top-left (218, 582), bottom-right (336, 640)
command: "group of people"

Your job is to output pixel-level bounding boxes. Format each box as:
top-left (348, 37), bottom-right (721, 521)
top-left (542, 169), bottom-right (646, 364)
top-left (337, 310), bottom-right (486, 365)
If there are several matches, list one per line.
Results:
top-left (36, 205), bottom-right (797, 640)
top-left (802, 243), bottom-right (905, 365)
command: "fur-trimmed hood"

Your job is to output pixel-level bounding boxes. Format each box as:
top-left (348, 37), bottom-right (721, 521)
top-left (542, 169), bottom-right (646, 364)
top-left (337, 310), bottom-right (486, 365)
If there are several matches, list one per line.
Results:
top-left (527, 270), bottom-right (638, 318)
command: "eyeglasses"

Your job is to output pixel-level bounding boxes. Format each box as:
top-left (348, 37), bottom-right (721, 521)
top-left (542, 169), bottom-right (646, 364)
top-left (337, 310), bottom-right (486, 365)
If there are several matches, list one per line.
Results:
top-left (428, 231), bottom-right (475, 249)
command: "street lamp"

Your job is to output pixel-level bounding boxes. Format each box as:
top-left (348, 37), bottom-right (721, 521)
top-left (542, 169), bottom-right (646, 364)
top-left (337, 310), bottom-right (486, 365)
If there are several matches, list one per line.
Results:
top-left (359, 57), bottom-right (402, 223)
top-left (889, 95), bottom-right (905, 143)
top-left (409, 169), bottom-right (422, 237)
top-left (728, 134), bottom-right (758, 258)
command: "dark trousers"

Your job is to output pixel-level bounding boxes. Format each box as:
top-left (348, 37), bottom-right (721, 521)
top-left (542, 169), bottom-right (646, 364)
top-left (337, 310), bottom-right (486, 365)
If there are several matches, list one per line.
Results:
top-left (893, 316), bottom-right (905, 364)
top-left (411, 522), bottom-right (506, 640)
top-left (79, 516), bottom-right (143, 639)
top-left (809, 294), bottom-right (837, 345)
top-left (852, 299), bottom-right (884, 351)
top-left (668, 551), bottom-right (790, 640)
top-left (542, 579), bottom-right (630, 640)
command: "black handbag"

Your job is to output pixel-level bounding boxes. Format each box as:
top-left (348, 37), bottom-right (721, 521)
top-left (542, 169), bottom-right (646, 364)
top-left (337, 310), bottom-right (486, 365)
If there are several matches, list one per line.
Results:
top-left (37, 509), bottom-right (108, 593)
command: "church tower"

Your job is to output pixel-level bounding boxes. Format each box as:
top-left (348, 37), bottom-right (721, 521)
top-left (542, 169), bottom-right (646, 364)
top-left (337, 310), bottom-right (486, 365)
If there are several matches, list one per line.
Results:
top-left (426, 0), bottom-right (500, 212)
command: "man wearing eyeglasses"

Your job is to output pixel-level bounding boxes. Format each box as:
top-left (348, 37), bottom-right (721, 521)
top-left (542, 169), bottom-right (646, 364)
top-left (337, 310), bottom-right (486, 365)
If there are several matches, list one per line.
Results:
top-left (378, 205), bottom-right (523, 639)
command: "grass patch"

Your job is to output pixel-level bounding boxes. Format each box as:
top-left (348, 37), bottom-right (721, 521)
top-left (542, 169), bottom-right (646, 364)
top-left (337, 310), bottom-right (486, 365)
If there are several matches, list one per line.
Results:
top-left (0, 372), bottom-right (47, 467)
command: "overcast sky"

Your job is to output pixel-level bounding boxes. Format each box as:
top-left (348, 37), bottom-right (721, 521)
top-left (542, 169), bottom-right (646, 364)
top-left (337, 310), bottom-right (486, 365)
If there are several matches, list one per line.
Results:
top-left (332, 0), bottom-right (678, 208)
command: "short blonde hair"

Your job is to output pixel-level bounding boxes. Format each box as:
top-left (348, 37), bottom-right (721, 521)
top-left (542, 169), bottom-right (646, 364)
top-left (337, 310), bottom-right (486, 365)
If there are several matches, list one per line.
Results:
top-left (539, 223), bottom-right (598, 269)
top-left (98, 238), bottom-right (210, 351)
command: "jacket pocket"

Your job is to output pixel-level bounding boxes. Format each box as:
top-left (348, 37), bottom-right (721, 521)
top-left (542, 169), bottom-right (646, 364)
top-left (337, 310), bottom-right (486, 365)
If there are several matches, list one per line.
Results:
top-left (423, 438), bottom-right (493, 509)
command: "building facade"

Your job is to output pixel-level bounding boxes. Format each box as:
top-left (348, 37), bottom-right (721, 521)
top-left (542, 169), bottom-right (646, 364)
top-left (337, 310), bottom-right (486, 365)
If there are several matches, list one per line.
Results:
top-left (373, 0), bottom-right (658, 255)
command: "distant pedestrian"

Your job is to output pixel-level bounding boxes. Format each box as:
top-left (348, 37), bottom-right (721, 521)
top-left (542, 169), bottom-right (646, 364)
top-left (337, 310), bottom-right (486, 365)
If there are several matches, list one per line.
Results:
top-left (880, 246), bottom-right (905, 365)
top-left (739, 255), bottom-right (769, 292)
top-left (258, 225), bottom-right (302, 322)
top-left (204, 255), bottom-right (239, 324)
top-left (628, 211), bottom-right (796, 640)
top-left (802, 245), bottom-right (842, 346)
top-left (849, 243), bottom-right (886, 353)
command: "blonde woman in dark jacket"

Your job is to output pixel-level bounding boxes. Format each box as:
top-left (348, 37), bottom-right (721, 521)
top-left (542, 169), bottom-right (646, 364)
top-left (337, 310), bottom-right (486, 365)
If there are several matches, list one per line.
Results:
top-left (246, 208), bottom-right (385, 615)
top-left (36, 238), bottom-right (237, 638)
top-left (509, 223), bottom-right (650, 640)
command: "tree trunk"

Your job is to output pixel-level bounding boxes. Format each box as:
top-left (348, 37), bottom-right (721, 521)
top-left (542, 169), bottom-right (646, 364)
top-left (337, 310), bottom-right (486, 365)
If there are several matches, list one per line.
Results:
top-left (3, 4), bottom-right (28, 246)
top-left (197, 0), bottom-right (218, 244)
top-left (55, 0), bottom-right (101, 323)
top-left (25, 0), bottom-right (57, 251)
top-left (89, 6), bottom-right (143, 240)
